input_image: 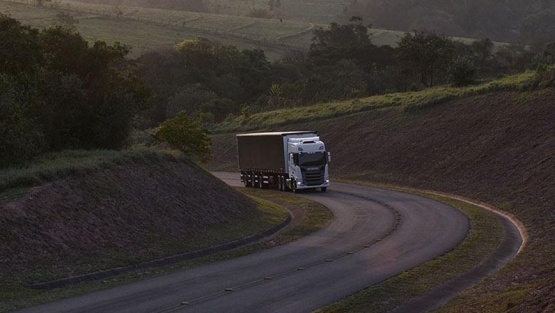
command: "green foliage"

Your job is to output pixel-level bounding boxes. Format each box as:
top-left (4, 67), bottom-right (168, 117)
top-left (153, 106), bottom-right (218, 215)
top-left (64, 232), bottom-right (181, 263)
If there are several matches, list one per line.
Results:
top-left (311, 17), bottom-right (371, 51)
top-left (166, 84), bottom-right (219, 119)
top-left (0, 15), bottom-right (42, 79)
top-left (340, 0), bottom-right (555, 45)
top-left (0, 148), bottom-right (176, 192)
top-left (0, 75), bottom-right (45, 168)
top-left (199, 98), bottom-right (239, 123)
top-left (450, 57), bottom-right (477, 87)
top-left (0, 15), bottom-right (152, 168)
top-left (529, 64), bottom-right (555, 89)
top-left (397, 31), bottom-right (456, 87)
top-left (138, 37), bottom-right (274, 125)
top-left (213, 70), bottom-right (539, 133)
top-left (153, 111), bottom-right (212, 163)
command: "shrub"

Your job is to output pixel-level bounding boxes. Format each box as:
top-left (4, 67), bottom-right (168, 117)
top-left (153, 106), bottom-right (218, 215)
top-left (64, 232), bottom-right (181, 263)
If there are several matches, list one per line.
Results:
top-left (153, 111), bottom-right (211, 163)
top-left (450, 57), bottom-right (477, 87)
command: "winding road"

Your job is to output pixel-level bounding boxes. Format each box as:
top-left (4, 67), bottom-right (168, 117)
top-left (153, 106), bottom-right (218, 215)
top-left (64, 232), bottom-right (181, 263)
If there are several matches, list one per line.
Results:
top-left (17, 174), bottom-right (471, 313)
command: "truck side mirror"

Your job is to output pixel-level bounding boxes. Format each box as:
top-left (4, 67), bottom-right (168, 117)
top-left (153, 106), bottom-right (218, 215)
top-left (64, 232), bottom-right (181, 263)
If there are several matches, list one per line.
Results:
top-left (327, 152), bottom-right (331, 163)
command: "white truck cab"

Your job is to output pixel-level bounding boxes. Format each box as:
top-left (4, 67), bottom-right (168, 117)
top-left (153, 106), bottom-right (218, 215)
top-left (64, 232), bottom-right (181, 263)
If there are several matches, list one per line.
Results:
top-left (287, 136), bottom-right (330, 192)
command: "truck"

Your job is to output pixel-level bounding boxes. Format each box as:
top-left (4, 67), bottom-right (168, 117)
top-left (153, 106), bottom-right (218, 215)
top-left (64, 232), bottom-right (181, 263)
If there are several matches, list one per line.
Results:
top-left (237, 131), bottom-right (330, 192)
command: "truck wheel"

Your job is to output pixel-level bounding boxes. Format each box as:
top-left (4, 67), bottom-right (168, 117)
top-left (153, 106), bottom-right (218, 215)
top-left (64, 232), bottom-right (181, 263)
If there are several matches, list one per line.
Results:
top-left (291, 179), bottom-right (297, 193)
top-left (321, 187), bottom-right (327, 192)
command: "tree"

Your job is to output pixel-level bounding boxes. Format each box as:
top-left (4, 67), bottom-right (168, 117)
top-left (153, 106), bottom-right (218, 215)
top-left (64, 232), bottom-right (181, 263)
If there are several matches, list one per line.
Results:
top-left (0, 15), bottom-right (43, 79)
top-left (397, 31), bottom-right (455, 87)
top-left (166, 84), bottom-right (218, 119)
top-left (310, 16), bottom-right (371, 51)
top-left (153, 111), bottom-right (211, 163)
top-left (450, 56), bottom-right (477, 86)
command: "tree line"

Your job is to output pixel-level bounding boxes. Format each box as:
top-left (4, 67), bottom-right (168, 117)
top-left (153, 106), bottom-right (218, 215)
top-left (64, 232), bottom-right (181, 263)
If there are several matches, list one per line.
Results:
top-left (340, 0), bottom-right (555, 46)
top-left (0, 15), bottom-right (151, 167)
top-left (2, 15), bottom-right (555, 167)
top-left (136, 17), bottom-right (555, 128)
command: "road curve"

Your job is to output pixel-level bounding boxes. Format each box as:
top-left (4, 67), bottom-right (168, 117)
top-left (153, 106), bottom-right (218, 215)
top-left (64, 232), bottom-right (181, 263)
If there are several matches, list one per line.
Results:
top-left (16, 174), bottom-right (469, 313)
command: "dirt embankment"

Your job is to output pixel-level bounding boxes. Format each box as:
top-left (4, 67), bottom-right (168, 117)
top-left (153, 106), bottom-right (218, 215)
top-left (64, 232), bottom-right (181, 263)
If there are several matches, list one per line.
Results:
top-left (208, 90), bottom-right (555, 311)
top-left (0, 159), bottom-right (257, 281)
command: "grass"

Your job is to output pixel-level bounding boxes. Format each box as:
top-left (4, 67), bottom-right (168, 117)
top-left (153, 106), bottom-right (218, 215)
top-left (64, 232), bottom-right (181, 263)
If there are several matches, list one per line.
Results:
top-left (318, 181), bottom-right (504, 313)
top-left (213, 70), bottom-right (538, 133)
top-left (0, 148), bottom-right (181, 193)
top-left (0, 0), bottom-right (499, 59)
top-left (437, 285), bottom-right (538, 313)
top-left (0, 191), bottom-right (288, 312)
top-left (0, 150), bottom-right (332, 312)
top-left (0, 0), bottom-right (314, 58)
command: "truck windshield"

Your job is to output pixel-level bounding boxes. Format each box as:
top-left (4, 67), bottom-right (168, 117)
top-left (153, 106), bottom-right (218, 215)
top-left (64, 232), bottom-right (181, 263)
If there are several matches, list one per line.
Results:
top-left (299, 152), bottom-right (327, 166)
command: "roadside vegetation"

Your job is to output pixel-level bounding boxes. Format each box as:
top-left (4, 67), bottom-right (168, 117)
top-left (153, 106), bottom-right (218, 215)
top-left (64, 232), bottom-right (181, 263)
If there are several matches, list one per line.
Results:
top-left (207, 86), bottom-right (555, 312)
top-left (0, 148), bottom-right (177, 193)
top-left (4, 9), bottom-right (554, 169)
top-left (0, 151), bottom-right (332, 312)
top-left (3, 1), bottom-right (555, 311)
top-left (212, 69), bottom-right (542, 133)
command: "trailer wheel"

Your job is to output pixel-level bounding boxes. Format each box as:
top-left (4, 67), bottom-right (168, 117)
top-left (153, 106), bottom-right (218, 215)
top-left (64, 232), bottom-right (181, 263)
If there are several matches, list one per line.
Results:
top-left (277, 176), bottom-right (282, 191)
top-left (244, 175), bottom-right (252, 188)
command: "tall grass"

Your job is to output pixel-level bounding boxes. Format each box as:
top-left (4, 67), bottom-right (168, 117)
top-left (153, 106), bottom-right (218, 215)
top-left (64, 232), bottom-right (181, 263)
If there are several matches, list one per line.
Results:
top-left (213, 70), bottom-right (540, 133)
top-left (0, 148), bottom-right (182, 192)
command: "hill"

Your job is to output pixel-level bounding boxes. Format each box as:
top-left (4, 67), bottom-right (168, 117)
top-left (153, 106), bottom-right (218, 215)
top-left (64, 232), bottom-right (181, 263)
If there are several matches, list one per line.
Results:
top-left (0, 149), bottom-right (289, 311)
top-left (206, 84), bottom-right (555, 311)
top-left (0, 0), bottom-right (465, 59)
top-left (339, 0), bottom-right (555, 44)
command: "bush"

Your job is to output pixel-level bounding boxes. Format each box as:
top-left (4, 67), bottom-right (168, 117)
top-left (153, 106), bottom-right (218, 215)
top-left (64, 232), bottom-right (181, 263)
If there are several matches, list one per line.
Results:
top-left (153, 111), bottom-right (211, 163)
top-left (450, 57), bottom-right (477, 87)
top-left (0, 74), bottom-right (45, 167)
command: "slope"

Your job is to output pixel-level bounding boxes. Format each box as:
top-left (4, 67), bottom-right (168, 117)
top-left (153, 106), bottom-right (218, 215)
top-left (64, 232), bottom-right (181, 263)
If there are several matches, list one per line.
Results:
top-left (0, 150), bottom-right (288, 311)
top-left (207, 88), bottom-right (555, 311)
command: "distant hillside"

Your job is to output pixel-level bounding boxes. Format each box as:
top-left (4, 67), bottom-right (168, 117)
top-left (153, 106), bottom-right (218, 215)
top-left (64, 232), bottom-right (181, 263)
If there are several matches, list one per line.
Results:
top-left (75, 0), bottom-right (349, 24)
top-left (340, 0), bottom-right (555, 44)
top-left (207, 88), bottom-right (555, 311)
top-left (0, 0), bottom-right (445, 58)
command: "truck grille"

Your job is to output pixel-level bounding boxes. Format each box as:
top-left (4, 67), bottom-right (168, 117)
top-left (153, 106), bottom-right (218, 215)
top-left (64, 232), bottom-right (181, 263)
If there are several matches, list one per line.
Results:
top-left (302, 170), bottom-right (324, 186)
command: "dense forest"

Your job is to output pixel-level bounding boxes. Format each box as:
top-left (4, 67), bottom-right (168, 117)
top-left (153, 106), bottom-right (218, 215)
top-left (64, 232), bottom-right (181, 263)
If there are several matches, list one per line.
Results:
top-left (135, 17), bottom-right (555, 128)
top-left (2, 14), bottom-right (555, 167)
top-left (0, 16), bottom-right (151, 166)
top-left (340, 0), bottom-right (555, 45)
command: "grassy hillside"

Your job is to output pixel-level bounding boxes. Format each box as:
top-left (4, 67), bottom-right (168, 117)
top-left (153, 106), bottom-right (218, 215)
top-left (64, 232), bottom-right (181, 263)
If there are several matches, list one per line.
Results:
top-left (0, 0), bottom-right (316, 58)
top-left (213, 70), bottom-right (535, 134)
top-left (202, 0), bottom-right (348, 24)
top-left (0, 0), bottom-right (481, 59)
top-left (207, 82), bottom-right (555, 310)
top-left (0, 149), bottom-right (289, 311)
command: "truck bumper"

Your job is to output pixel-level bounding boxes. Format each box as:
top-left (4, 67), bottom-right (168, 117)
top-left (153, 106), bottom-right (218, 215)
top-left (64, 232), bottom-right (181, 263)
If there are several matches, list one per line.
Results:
top-left (295, 180), bottom-right (330, 190)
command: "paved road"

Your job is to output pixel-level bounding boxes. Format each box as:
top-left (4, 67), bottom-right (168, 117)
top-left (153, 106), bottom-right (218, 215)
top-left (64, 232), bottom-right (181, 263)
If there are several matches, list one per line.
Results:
top-left (17, 173), bottom-right (469, 313)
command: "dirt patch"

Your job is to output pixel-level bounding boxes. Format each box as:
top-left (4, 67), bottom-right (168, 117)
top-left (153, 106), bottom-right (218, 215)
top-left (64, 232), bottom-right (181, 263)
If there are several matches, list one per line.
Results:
top-left (207, 89), bottom-right (555, 312)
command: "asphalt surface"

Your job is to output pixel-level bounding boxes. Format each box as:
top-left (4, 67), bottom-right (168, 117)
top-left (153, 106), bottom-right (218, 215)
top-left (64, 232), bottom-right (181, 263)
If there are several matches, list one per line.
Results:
top-left (17, 173), bottom-right (469, 313)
